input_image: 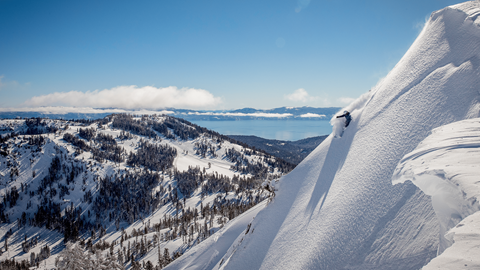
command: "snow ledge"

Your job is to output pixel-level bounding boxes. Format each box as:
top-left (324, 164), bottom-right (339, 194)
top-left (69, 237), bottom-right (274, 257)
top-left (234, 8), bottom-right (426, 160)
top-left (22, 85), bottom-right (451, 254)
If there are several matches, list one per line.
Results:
top-left (392, 118), bottom-right (480, 269)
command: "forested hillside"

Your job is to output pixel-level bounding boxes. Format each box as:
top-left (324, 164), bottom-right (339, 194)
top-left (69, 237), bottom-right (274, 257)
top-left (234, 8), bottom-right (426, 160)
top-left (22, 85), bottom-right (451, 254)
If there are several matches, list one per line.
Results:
top-left (228, 135), bottom-right (328, 165)
top-left (0, 114), bottom-right (294, 269)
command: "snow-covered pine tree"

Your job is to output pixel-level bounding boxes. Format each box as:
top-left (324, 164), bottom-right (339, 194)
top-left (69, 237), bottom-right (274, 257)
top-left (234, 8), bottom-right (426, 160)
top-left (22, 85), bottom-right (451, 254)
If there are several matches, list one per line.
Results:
top-left (55, 243), bottom-right (93, 270)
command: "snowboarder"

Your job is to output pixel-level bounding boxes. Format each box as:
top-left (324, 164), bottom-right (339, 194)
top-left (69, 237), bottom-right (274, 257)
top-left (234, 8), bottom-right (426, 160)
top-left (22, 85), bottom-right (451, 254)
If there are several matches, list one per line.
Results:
top-left (336, 111), bottom-right (352, 127)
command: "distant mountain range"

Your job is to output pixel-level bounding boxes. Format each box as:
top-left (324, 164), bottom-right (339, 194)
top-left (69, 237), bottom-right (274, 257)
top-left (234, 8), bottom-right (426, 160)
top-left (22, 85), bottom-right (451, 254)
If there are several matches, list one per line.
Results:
top-left (0, 106), bottom-right (341, 121)
top-left (178, 107), bottom-right (341, 121)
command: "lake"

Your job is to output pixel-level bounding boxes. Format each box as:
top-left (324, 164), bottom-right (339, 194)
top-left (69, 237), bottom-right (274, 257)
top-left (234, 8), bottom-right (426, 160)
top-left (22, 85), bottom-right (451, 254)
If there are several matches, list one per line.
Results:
top-left (190, 120), bottom-right (333, 141)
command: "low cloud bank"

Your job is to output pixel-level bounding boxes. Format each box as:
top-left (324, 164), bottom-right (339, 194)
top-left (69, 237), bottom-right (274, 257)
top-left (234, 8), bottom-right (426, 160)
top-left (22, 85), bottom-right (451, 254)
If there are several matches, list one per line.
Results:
top-left (300, 113), bottom-right (326, 118)
top-left (0, 106), bottom-right (174, 115)
top-left (22, 85), bottom-right (222, 110)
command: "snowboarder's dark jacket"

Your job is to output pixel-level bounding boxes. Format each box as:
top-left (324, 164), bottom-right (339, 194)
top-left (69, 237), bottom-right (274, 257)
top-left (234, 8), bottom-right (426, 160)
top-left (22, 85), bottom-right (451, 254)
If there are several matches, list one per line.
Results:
top-left (336, 112), bottom-right (352, 127)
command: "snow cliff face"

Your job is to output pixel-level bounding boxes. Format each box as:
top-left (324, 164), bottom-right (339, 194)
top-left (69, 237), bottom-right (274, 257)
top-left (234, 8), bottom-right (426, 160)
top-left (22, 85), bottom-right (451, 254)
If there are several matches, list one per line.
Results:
top-left (166, 1), bottom-right (480, 269)
top-left (393, 118), bottom-right (480, 269)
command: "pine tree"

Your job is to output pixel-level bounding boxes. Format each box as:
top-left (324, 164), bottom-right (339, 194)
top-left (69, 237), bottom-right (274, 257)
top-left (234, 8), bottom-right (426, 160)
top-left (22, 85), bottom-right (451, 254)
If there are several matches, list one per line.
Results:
top-left (145, 260), bottom-right (154, 270)
top-left (117, 249), bottom-right (124, 265)
top-left (55, 243), bottom-right (93, 270)
top-left (163, 248), bottom-right (170, 265)
top-left (94, 250), bottom-right (125, 270)
top-left (157, 241), bottom-right (163, 268)
top-left (131, 260), bottom-right (141, 270)
top-left (30, 252), bottom-right (35, 266)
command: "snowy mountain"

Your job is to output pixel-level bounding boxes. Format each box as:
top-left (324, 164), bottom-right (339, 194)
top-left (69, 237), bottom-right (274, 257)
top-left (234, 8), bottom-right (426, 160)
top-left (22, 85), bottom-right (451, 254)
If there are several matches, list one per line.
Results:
top-left (0, 114), bottom-right (294, 269)
top-left (165, 2), bottom-right (480, 270)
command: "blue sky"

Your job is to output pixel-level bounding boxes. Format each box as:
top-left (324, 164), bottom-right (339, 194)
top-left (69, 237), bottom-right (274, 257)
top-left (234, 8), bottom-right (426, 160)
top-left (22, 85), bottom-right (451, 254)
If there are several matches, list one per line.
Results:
top-left (0, 0), bottom-right (464, 110)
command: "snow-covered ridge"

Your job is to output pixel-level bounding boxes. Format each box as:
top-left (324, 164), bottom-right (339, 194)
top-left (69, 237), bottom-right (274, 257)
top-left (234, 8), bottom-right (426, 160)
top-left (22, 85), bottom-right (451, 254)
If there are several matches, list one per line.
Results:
top-left (0, 114), bottom-right (294, 268)
top-left (166, 1), bottom-right (480, 269)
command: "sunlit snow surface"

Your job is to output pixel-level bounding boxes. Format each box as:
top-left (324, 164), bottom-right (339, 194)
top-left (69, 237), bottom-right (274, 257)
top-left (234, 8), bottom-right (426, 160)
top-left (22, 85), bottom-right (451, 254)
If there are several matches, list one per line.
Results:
top-left (167, 1), bottom-right (480, 270)
top-left (393, 118), bottom-right (480, 269)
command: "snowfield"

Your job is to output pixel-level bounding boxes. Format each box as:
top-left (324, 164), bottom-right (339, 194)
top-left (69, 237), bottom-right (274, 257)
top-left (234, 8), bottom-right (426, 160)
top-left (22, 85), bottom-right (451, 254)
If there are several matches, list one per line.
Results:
top-left (167, 1), bottom-right (480, 269)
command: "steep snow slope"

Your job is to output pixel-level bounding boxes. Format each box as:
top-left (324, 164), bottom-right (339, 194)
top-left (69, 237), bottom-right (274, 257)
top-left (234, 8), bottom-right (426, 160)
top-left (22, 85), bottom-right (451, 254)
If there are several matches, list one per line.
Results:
top-left (166, 1), bottom-right (480, 269)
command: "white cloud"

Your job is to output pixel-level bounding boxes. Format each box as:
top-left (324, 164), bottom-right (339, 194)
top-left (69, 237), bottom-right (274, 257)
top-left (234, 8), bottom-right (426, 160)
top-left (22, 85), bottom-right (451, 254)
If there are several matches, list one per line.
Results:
top-left (0, 106), bottom-right (175, 115)
top-left (285, 88), bottom-right (316, 103)
top-left (22, 85), bottom-right (222, 110)
top-left (300, 113), bottom-right (326, 118)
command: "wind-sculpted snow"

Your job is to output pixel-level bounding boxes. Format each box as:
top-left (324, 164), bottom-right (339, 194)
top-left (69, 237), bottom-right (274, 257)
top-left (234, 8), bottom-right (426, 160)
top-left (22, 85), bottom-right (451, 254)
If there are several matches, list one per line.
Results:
top-left (170, 2), bottom-right (480, 270)
top-left (393, 118), bottom-right (480, 269)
